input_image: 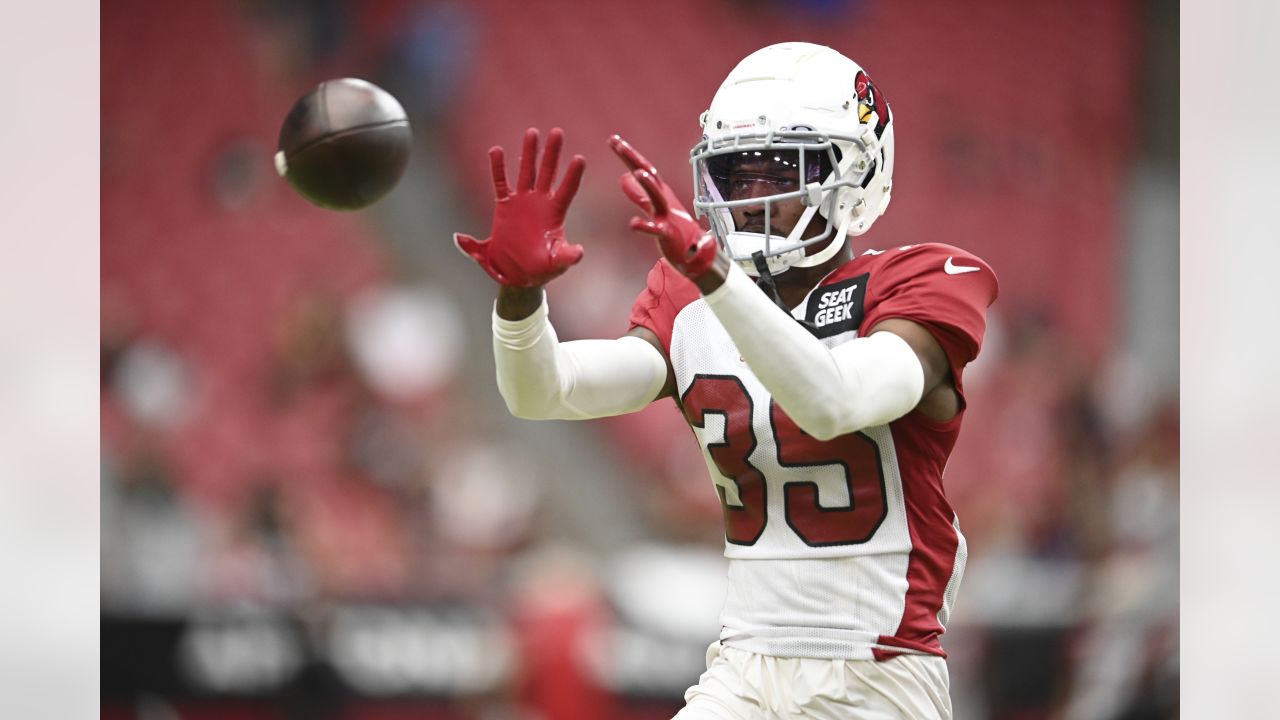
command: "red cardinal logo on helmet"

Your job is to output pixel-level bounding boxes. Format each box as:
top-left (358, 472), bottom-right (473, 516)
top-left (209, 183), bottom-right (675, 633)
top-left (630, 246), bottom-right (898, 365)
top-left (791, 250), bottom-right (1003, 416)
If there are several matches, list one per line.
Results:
top-left (854, 71), bottom-right (890, 138)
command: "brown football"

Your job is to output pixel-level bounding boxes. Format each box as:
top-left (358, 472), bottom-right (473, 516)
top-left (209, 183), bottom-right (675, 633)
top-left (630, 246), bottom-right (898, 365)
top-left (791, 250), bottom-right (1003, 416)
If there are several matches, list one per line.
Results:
top-left (275, 78), bottom-right (411, 211)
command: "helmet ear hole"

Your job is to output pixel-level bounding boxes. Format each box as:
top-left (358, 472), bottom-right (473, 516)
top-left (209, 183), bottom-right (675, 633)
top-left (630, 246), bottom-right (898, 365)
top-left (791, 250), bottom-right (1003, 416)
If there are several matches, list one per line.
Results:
top-left (836, 186), bottom-right (856, 215)
top-left (859, 162), bottom-right (876, 189)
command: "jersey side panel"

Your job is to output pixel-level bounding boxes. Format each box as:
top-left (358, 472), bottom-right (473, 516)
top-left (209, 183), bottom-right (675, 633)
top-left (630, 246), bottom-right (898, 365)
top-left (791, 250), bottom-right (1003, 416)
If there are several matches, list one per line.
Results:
top-left (878, 411), bottom-right (964, 658)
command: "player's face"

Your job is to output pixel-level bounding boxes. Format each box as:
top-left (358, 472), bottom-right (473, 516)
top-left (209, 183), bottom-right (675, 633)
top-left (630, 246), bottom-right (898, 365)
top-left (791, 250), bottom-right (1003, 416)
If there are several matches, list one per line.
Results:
top-left (716, 150), bottom-right (828, 247)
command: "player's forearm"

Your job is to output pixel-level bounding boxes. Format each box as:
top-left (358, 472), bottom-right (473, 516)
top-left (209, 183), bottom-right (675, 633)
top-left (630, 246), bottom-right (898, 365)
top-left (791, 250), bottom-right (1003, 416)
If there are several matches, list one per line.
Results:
top-left (492, 295), bottom-right (667, 420)
top-left (704, 264), bottom-right (924, 440)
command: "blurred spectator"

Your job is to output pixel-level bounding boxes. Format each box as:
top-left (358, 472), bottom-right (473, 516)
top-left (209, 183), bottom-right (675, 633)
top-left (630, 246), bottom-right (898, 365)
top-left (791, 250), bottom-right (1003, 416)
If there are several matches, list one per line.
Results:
top-left (294, 478), bottom-right (413, 602)
top-left (101, 308), bottom-right (208, 615)
top-left (207, 135), bottom-right (272, 213)
top-left (375, 1), bottom-right (477, 123)
top-left (278, 602), bottom-right (348, 720)
top-left (205, 479), bottom-right (312, 607)
top-left (101, 437), bottom-right (208, 615)
top-left (345, 395), bottom-right (428, 492)
top-left (508, 544), bottom-right (617, 720)
top-left (244, 0), bottom-right (353, 84)
top-left (417, 438), bottom-right (545, 602)
top-left (267, 286), bottom-right (354, 408)
top-left (112, 339), bottom-right (196, 431)
top-left (344, 283), bottom-right (466, 407)
top-left (101, 287), bottom-right (138, 387)
top-left (1064, 402), bottom-right (1179, 720)
top-left (430, 440), bottom-right (541, 551)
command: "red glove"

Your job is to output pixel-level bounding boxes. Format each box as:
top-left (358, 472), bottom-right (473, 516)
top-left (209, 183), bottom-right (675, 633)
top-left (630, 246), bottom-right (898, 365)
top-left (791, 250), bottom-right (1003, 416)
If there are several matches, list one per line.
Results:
top-left (455, 128), bottom-right (586, 287)
top-left (609, 135), bottom-right (718, 280)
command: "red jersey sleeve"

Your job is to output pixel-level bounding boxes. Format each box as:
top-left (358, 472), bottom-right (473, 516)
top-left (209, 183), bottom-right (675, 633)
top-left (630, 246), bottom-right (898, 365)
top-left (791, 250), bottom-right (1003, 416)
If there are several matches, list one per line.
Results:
top-left (628, 259), bottom-right (701, 355)
top-left (859, 244), bottom-right (999, 382)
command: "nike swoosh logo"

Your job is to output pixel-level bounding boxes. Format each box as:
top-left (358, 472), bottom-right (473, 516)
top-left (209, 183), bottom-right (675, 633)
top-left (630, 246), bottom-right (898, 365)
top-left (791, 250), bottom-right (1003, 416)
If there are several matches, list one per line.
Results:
top-left (944, 257), bottom-right (980, 275)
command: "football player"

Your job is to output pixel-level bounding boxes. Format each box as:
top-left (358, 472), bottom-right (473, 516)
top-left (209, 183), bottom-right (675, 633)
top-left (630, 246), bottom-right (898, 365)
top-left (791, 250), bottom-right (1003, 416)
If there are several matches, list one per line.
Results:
top-left (455, 42), bottom-right (998, 720)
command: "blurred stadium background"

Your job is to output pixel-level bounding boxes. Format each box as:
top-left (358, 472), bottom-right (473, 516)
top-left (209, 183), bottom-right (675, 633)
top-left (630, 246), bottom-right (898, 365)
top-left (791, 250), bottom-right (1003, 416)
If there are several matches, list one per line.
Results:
top-left (100, 1), bottom-right (1178, 718)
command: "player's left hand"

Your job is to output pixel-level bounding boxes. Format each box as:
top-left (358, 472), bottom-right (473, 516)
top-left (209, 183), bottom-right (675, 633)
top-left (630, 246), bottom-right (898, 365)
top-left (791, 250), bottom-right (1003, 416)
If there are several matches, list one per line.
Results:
top-left (610, 135), bottom-right (720, 281)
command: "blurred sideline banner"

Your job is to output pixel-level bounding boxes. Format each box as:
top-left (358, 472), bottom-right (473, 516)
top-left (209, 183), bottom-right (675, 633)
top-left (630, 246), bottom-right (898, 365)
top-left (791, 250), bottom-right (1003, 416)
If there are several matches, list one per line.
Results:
top-left (101, 604), bottom-right (699, 719)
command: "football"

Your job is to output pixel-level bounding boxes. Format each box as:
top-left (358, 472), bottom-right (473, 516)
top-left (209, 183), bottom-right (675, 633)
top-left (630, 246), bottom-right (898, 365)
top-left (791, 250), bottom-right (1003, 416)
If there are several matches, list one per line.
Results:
top-left (275, 78), bottom-right (412, 211)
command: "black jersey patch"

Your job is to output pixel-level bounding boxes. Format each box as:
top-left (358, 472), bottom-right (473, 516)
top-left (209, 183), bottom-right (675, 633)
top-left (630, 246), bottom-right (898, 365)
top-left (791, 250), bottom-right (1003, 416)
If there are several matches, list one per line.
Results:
top-left (805, 273), bottom-right (868, 338)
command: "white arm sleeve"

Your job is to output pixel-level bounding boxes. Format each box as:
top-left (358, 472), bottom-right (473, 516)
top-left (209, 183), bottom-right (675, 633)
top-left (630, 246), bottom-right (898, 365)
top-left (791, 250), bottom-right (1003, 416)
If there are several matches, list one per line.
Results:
top-left (704, 263), bottom-right (925, 441)
top-left (492, 295), bottom-right (668, 420)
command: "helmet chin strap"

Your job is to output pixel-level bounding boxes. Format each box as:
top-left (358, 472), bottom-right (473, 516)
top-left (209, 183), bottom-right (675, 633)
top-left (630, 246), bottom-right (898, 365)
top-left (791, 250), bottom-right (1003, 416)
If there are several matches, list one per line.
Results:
top-left (788, 213), bottom-right (850, 270)
top-left (750, 251), bottom-right (822, 336)
top-left (771, 197), bottom-right (852, 273)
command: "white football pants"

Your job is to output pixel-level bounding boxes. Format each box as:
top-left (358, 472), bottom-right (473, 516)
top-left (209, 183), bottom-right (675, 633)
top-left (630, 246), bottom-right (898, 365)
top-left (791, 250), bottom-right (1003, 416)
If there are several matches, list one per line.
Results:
top-left (672, 642), bottom-right (952, 720)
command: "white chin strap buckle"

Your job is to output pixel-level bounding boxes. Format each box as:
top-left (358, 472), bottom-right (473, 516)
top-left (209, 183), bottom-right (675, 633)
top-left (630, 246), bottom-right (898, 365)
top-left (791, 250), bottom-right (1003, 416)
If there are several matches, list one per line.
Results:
top-left (737, 255), bottom-right (796, 277)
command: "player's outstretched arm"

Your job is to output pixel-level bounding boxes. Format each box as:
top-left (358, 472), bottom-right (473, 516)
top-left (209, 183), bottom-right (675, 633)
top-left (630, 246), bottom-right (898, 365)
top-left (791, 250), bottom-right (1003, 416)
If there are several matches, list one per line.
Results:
top-left (702, 265), bottom-right (932, 439)
top-left (455, 128), bottom-right (669, 420)
top-left (609, 135), bottom-right (729, 291)
top-left (612, 135), bottom-right (928, 439)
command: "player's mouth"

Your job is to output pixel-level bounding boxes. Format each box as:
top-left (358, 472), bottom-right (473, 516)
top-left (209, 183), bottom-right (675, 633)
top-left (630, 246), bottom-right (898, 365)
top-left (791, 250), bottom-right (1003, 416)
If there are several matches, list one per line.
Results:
top-left (739, 222), bottom-right (786, 235)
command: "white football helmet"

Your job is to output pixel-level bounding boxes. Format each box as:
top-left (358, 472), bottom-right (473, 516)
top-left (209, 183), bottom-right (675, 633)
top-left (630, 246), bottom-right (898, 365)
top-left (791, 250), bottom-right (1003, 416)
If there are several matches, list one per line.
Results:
top-left (690, 42), bottom-right (895, 276)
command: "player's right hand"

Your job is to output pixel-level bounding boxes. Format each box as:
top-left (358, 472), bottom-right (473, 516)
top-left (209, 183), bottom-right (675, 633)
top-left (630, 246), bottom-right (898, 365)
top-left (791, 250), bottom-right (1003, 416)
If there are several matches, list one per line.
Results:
top-left (610, 135), bottom-right (718, 281)
top-left (454, 128), bottom-right (586, 287)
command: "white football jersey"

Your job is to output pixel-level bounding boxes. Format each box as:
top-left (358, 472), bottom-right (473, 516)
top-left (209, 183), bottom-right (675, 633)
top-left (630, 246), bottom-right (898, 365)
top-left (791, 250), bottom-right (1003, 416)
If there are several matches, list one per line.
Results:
top-left (630, 243), bottom-right (998, 661)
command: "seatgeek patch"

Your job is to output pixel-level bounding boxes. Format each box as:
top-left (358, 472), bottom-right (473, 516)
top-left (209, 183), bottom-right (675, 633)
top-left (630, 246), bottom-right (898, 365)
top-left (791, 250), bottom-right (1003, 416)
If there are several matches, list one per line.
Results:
top-left (804, 273), bottom-right (868, 338)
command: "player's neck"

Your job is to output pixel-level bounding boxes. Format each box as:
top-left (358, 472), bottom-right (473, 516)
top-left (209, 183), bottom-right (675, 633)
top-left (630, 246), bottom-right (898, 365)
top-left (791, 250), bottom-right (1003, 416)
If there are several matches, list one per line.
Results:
top-left (771, 247), bottom-right (853, 310)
